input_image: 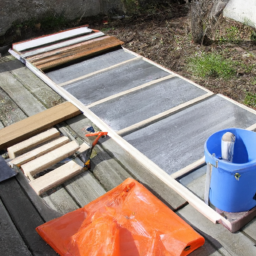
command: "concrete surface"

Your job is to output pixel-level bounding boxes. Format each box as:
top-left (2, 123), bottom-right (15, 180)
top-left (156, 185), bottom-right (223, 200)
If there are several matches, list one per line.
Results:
top-left (124, 95), bottom-right (256, 174)
top-left (64, 58), bottom-right (169, 105)
top-left (91, 77), bottom-right (207, 131)
top-left (0, 0), bottom-right (124, 36)
top-left (224, 0), bottom-right (256, 28)
top-left (47, 49), bottom-right (136, 84)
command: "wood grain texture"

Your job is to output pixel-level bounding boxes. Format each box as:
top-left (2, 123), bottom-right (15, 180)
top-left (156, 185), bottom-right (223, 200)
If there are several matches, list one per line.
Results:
top-left (8, 128), bottom-right (60, 159)
top-left (28, 36), bottom-right (124, 70)
top-left (22, 140), bottom-right (79, 178)
top-left (0, 72), bottom-right (46, 116)
top-left (9, 136), bottom-right (69, 167)
top-left (0, 101), bottom-right (81, 149)
top-left (30, 161), bottom-right (83, 195)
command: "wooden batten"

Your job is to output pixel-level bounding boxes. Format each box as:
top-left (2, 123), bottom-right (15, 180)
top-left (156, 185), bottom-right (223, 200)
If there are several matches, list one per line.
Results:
top-left (30, 161), bottom-right (84, 195)
top-left (27, 36), bottom-right (124, 70)
top-left (9, 136), bottom-right (70, 167)
top-left (13, 25), bottom-right (92, 52)
top-left (0, 102), bottom-right (81, 149)
top-left (7, 128), bottom-right (60, 159)
top-left (21, 141), bottom-right (79, 179)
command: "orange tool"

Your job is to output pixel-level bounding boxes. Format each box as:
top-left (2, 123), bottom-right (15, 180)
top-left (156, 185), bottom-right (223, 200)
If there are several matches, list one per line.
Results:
top-left (83, 132), bottom-right (108, 169)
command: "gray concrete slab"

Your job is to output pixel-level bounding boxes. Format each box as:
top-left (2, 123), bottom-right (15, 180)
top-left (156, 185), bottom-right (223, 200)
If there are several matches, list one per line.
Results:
top-left (63, 59), bottom-right (169, 105)
top-left (47, 49), bottom-right (136, 84)
top-left (0, 199), bottom-right (32, 256)
top-left (177, 204), bottom-right (256, 256)
top-left (101, 138), bottom-right (187, 210)
top-left (11, 67), bottom-right (65, 109)
top-left (91, 77), bottom-right (207, 131)
top-left (0, 178), bottom-right (57, 256)
top-left (124, 95), bottom-right (256, 174)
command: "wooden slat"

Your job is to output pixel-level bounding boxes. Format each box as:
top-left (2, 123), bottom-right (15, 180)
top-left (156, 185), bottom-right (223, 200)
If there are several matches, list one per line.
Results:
top-left (30, 161), bottom-right (83, 195)
top-left (0, 101), bottom-right (81, 149)
top-left (28, 36), bottom-right (124, 70)
top-left (13, 25), bottom-right (92, 52)
top-left (22, 141), bottom-right (79, 178)
top-left (9, 136), bottom-right (70, 167)
top-left (22, 31), bottom-right (105, 58)
top-left (8, 128), bottom-right (60, 159)
top-left (0, 72), bottom-right (46, 116)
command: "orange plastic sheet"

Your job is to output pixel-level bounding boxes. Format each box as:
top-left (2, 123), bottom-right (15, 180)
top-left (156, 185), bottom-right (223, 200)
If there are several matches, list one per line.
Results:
top-left (36, 178), bottom-right (204, 256)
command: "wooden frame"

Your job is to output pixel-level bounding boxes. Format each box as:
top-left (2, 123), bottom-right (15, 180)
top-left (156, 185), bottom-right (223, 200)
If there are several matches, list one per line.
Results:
top-left (13, 26), bottom-right (92, 52)
top-left (9, 48), bottom-right (232, 227)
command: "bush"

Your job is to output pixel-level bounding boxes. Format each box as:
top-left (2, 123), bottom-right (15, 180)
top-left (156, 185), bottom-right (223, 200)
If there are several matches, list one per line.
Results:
top-left (188, 52), bottom-right (236, 79)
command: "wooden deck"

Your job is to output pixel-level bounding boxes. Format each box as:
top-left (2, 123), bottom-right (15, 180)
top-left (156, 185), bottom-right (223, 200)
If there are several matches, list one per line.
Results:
top-left (1, 54), bottom-right (256, 256)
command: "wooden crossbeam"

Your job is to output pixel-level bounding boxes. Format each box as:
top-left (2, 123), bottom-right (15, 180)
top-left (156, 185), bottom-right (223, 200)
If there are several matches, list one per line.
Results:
top-left (0, 102), bottom-right (81, 150)
top-left (30, 161), bottom-right (84, 195)
top-left (9, 136), bottom-right (70, 167)
top-left (21, 141), bottom-right (79, 179)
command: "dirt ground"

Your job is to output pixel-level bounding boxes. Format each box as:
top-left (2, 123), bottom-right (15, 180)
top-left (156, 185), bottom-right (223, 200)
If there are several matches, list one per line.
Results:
top-left (2, 3), bottom-right (256, 107)
top-left (90, 3), bottom-right (256, 108)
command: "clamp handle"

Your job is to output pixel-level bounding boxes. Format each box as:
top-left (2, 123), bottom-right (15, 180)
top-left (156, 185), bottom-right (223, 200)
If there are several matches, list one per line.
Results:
top-left (85, 132), bottom-right (108, 147)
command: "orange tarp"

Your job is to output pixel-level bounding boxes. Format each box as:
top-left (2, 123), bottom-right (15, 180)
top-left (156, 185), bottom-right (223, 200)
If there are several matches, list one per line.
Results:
top-left (36, 178), bottom-right (204, 256)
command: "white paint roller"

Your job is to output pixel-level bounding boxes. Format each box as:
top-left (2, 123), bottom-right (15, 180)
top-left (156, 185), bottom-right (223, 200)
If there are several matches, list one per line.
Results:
top-left (221, 132), bottom-right (236, 162)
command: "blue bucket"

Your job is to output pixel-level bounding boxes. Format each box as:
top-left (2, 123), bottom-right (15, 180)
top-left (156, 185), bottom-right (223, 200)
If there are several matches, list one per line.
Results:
top-left (205, 128), bottom-right (256, 212)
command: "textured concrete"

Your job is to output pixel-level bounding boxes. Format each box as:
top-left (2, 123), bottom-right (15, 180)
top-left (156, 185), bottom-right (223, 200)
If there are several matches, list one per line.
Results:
top-left (64, 59), bottom-right (169, 105)
top-left (224, 0), bottom-right (256, 28)
top-left (0, 0), bottom-right (124, 36)
top-left (178, 205), bottom-right (256, 256)
top-left (47, 49), bottom-right (136, 84)
top-left (91, 77), bottom-right (207, 131)
top-left (124, 95), bottom-right (256, 174)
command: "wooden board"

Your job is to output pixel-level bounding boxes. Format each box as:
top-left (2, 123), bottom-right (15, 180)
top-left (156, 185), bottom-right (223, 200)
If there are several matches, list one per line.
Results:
top-left (10, 136), bottom-right (70, 167)
top-left (8, 128), bottom-right (60, 159)
top-left (13, 25), bottom-right (92, 52)
top-left (0, 101), bottom-right (81, 149)
top-left (28, 36), bottom-right (124, 70)
top-left (30, 160), bottom-right (83, 195)
top-left (22, 141), bottom-right (79, 178)
top-left (0, 72), bottom-right (46, 116)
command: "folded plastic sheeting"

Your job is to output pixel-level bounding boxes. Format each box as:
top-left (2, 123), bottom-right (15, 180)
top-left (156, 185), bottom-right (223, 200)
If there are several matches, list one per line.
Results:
top-left (36, 178), bottom-right (205, 256)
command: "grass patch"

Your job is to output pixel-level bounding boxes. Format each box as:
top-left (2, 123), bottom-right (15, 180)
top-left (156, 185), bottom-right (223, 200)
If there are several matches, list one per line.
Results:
top-left (188, 52), bottom-right (236, 79)
top-left (244, 92), bottom-right (256, 108)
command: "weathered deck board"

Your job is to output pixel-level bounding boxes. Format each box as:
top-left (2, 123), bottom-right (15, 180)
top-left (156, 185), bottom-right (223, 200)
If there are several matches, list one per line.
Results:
top-left (0, 72), bottom-right (46, 116)
top-left (11, 67), bottom-right (64, 108)
top-left (0, 120), bottom-right (4, 129)
top-left (0, 87), bottom-right (27, 126)
top-left (101, 138), bottom-right (187, 210)
top-left (91, 77), bottom-right (208, 131)
top-left (0, 59), bottom-right (23, 73)
top-left (178, 204), bottom-right (256, 256)
top-left (91, 145), bottom-right (132, 191)
top-left (242, 218), bottom-right (256, 242)
top-left (0, 199), bottom-right (32, 256)
top-left (15, 168), bottom-right (62, 222)
top-left (63, 59), bottom-right (169, 106)
top-left (0, 178), bottom-right (57, 256)
top-left (42, 186), bottom-right (79, 214)
top-left (124, 95), bottom-right (256, 174)
top-left (64, 171), bottom-right (106, 207)
top-left (47, 49), bottom-right (136, 84)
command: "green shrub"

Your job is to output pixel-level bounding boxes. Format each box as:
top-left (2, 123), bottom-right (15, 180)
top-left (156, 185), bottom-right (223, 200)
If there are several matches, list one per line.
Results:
top-left (188, 52), bottom-right (236, 79)
top-left (244, 92), bottom-right (256, 108)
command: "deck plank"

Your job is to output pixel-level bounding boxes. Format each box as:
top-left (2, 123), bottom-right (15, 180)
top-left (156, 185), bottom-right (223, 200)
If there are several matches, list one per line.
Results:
top-left (0, 87), bottom-right (27, 126)
top-left (101, 138), bottom-right (187, 210)
top-left (0, 199), bottom-right (32, 256)
top-left (11, 67), bottom-right (64, 109)
top-left (0, 178), bottom-right (57, 256)
top-left (178, 204), bottom-right (256, 256)
top-left (0, 72), bottom-right (46, 116)
top-left (0, 59), bottom-right (23, 73)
